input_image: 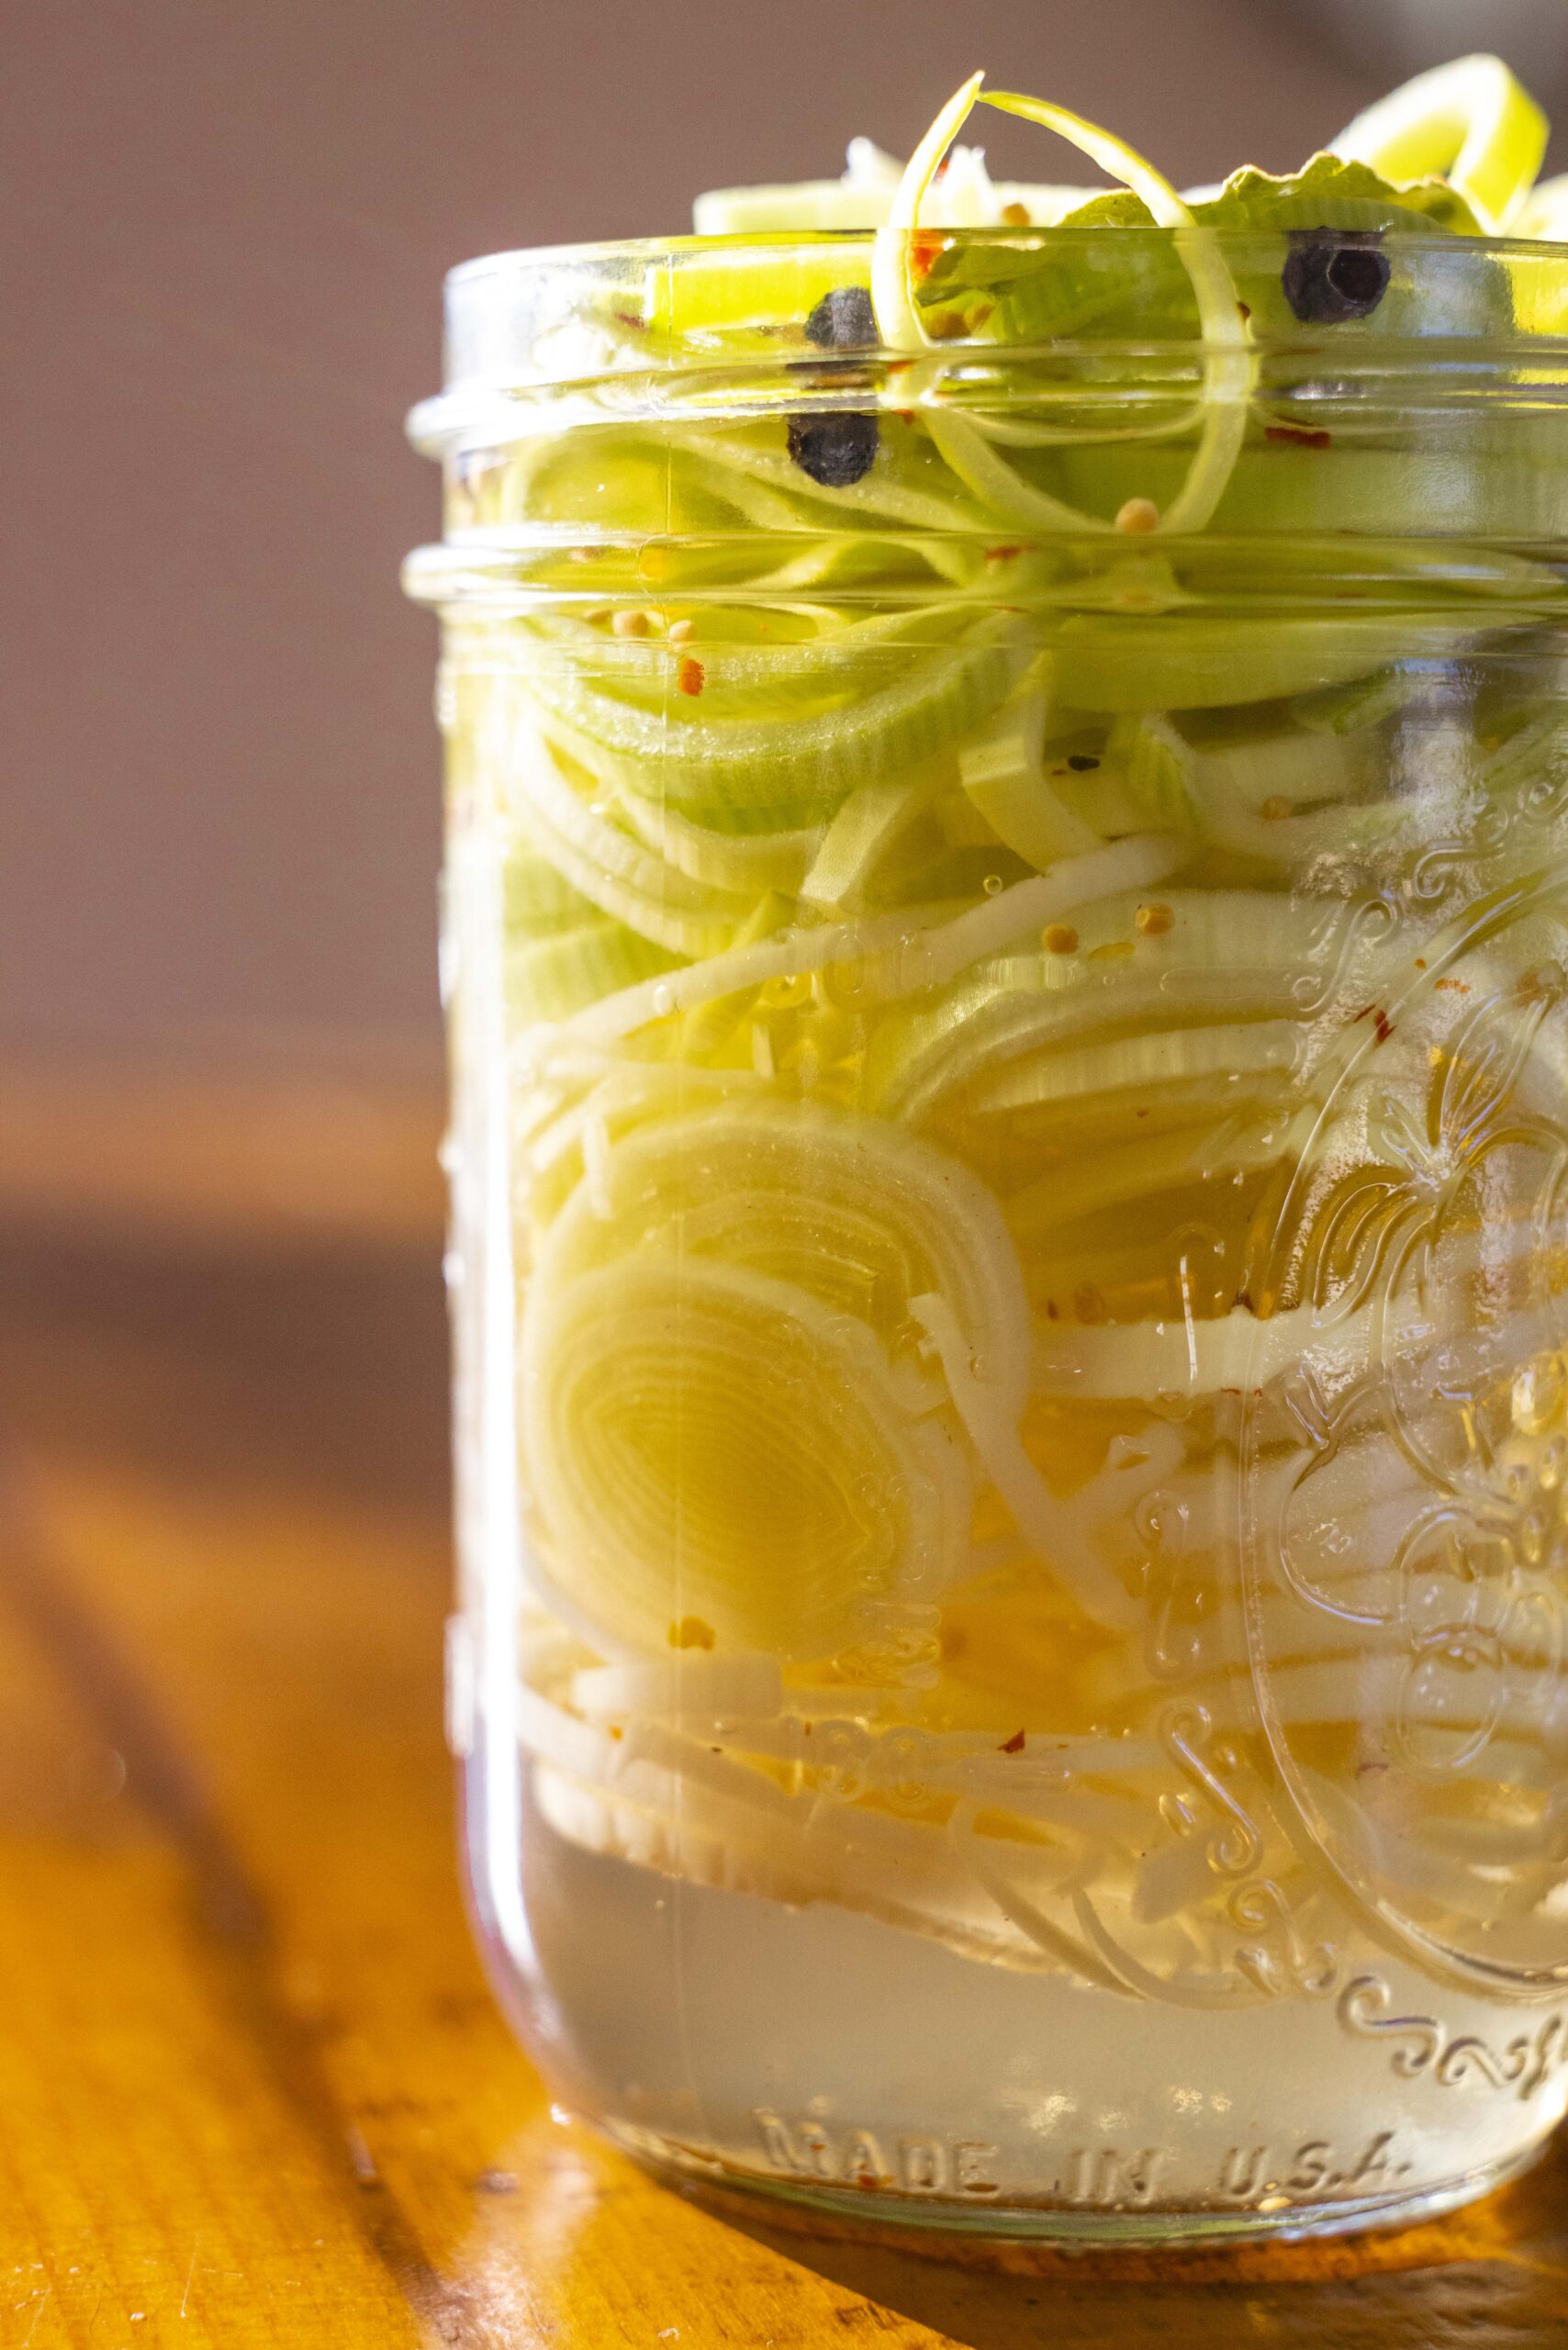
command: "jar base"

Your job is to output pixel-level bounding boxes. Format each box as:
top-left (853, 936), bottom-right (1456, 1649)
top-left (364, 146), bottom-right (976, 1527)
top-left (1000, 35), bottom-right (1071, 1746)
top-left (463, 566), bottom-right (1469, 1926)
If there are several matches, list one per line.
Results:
top-left (616, 2125), bottom-right (1551, 2250)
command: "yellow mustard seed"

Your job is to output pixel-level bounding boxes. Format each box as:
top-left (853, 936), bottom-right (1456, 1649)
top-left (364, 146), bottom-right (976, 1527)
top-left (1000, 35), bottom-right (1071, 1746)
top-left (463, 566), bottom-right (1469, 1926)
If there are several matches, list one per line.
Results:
top-left (1001, 201), bottom-right (1032, 226)
top-left (1114, 496), bottom-right (1160, 534)
top-left (1042, 923), bottom-right (1079, 955)
top-left (611, 607), bottom-right (652, 637)
top-left (1135, 902), bottom-right (1174, 936)
top-left (667, 618), bottom-right (696, 644)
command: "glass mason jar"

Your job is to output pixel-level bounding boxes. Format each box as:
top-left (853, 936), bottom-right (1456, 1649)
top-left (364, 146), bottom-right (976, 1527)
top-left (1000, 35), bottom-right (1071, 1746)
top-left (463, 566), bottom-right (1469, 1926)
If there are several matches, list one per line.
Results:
top-left (406, 226), bottom-right (1568, 2244)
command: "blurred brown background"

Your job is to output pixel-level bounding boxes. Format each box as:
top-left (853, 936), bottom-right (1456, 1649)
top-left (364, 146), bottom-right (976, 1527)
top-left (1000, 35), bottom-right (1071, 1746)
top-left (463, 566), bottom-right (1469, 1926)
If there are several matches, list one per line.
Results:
top-left (2, 0), bottom-right (1561, 1234)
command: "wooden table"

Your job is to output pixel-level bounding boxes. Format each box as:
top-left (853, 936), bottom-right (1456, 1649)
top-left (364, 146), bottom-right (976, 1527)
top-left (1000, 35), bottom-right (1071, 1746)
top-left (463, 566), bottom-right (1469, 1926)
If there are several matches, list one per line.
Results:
top-left (2, 1088), bottom-right (1566, 2347)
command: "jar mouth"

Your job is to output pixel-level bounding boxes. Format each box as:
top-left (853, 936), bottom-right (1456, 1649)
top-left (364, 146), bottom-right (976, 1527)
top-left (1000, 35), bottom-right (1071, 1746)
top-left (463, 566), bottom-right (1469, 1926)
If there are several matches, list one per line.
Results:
top-left (439, 226), bottom-right (1568, 282)
top-left (409, 229), bottom-right (1568, 466)
top-left (407, 229), bottom-right (1568, 570)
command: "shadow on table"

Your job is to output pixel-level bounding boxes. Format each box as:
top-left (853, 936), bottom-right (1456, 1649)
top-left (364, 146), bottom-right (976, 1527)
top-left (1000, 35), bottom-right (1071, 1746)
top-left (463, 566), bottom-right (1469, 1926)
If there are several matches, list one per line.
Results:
top-left (680, 2127), bottom-right (1568, 2350)
top-left (461, 2104), bottom-right (1568, 2350)
top-left (0, 1225), bottom-right (450, 1516)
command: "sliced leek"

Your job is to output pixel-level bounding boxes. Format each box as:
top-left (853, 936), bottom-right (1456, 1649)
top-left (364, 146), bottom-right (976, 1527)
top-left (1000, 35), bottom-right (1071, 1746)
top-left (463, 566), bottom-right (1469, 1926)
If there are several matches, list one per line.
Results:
top-left (969, 1018), bottom-right (1302, 1116)
top-left (441, 53), bottom-right (1568, 1998)
top-left (958, 688), bottom-right (1101, 868)
top-left (521, 1253), bottom-right (970, 1659)
top-left (536, 1098), bottom-right (1036, 1415)
top-left (508, 918), bottom-right (679, 1021)
top-left (871, 78), bottom-right (1253, 537)
top-left (863, 890), bottom-right (1362, 1123)
top-left (1330, 53), bottom-right (1547, 234)
top-left (566, 832), bottom-right (1182, 1042)
top-left (799, 766), bottom-right (946, 911)
top-left (615, 789), bottom-right (824, 897)
top-left (527, 612), bottom-right (1024, 814)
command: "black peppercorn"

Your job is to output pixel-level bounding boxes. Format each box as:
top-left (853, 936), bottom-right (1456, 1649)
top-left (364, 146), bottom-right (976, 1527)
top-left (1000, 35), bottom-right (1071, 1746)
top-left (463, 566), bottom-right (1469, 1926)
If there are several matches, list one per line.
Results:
top-left (787, 411), bottom-right (879, 487)
top-left (790, 284), bottom-right (879, 485)
top-left (1282, 229), bottom-right (1391, 325)
top-left (804, 284), bottom-right (878, 351)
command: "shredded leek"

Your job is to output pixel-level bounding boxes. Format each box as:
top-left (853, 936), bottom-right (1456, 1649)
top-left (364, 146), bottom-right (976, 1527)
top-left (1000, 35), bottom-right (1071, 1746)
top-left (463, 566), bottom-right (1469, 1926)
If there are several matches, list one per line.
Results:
top-left (871, 77), bottom-right (1255, 537)
top-left (536, 1099), bottom-right (1035, 1415)
top-left (958, 687), bottom-right (1101, 868)
top-left (1330, 54), bottom-right (1547, 234)
top-left (431, 50), bottom-right (1568, 1998)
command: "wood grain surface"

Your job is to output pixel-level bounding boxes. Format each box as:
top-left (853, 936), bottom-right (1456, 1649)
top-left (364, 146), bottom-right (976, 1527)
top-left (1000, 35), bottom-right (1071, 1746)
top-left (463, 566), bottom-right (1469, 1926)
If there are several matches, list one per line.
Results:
top-left (1, 1168), bottom-right (1565, 2345)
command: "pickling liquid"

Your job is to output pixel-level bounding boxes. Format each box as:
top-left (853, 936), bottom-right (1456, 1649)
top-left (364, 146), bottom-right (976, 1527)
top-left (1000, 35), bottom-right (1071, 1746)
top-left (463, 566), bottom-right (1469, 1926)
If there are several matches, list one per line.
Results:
top-left (512, 1807), bottom-right (1567, 2235)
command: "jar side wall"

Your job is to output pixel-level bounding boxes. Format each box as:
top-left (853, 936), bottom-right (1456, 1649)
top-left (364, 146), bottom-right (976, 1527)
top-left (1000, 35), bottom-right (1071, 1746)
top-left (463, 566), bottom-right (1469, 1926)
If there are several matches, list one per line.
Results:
top-left (434, 475), bottom-right (1568, 2233)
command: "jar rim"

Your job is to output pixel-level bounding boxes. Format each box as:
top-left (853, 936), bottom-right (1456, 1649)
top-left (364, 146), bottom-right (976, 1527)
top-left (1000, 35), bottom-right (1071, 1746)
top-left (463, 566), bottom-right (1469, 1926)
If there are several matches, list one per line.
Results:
top-left (442, 227), bottom-right (1568, 284)
top-left (412, 230), bottom-right (1568, 454)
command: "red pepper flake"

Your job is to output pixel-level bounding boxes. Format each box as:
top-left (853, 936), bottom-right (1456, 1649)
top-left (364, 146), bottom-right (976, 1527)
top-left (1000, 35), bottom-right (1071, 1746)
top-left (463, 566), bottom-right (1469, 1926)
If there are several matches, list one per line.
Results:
top-left (886, 357), bottom-right (913, 375)
top-left (1374, 1010), bottom-right (1394, 1045)
top-left (1238, 300), bottom-right (1252, 321)
top-left (613, 309), bottom-right (648, 332)
top-left (1433, 977), bottom-right (1469, 992)
top-left (897, 409), bottom-right (915, 424)
top-left (986, 544), bottom-right (1024, 562)
top-left (1266, 424), bottom-right (1332, 450)
top-left (1414, 957), bottom-right (1428, 969)
top-left (910, 231), bottom-right (946, 283)
top-left (1000, 1729), bottom-right (1026, 1754)
top-left (669, 1615), bottom-right (715, 1650)
top-left (1351, 1004), bottom-right (1374, 1023)
top-left (1045, 1297), bottom-right (1059, 1320)
top-left (677, 655), bottom-right (705, 697)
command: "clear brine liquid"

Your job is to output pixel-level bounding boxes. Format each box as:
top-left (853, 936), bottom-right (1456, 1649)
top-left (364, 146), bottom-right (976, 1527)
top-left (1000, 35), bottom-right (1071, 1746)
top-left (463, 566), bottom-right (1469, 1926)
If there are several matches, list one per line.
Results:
top-left (517, 1803), bottom-right (1567, 2227)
